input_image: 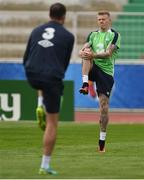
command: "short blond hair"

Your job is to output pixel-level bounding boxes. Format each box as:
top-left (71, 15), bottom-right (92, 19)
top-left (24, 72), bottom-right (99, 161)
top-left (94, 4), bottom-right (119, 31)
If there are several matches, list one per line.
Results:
top-left (97, 11), bottom-right (110, 17)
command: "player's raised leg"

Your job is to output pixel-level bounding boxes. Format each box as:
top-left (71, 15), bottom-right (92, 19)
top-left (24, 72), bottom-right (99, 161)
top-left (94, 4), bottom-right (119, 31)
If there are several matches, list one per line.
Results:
top-left (36, 90), bottom-right (46, 131)
top-left (79, 48), bottom-right (93, 95)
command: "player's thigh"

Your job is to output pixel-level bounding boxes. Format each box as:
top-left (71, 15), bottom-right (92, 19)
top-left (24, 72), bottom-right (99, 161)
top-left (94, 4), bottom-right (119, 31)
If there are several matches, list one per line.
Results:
top-left (88, 63), bottom-right (97, 81)
top-left (96, 68), bottom-right (114, 98)
top-left (42, 82), bottom-right (64, 113)
top-left (27, 79), bottom-right (43, 90)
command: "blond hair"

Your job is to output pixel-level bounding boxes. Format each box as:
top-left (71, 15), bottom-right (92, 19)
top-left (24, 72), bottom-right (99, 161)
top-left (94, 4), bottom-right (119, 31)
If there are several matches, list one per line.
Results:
top-left (97, 11), bottom-right (110, 17)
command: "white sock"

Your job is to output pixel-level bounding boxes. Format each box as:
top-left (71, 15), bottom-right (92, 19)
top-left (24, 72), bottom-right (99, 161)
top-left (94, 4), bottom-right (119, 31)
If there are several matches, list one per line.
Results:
top-left (82, 75), bottom-right (88, 83)
top-left (40, 155), bottom-right (51, 169)
top-left (38, 96), bottom-right (43, 107)
top-left (100, 131), bottom-right (106, 141)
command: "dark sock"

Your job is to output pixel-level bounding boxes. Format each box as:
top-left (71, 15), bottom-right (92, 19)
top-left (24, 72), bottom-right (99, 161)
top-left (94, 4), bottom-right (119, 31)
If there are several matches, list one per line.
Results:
top-left (82, 82), bottom-right (89, 88)
top-left (99, 140), bottom-right (105, 150)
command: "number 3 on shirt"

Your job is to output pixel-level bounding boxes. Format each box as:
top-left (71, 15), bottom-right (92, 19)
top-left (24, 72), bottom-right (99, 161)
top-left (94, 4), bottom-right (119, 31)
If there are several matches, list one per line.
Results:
top-left (42, 28), bottom-right (55, 40)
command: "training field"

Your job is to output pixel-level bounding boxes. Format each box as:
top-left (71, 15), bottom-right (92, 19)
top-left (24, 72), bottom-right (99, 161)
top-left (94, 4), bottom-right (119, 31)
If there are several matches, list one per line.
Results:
top-left (0, 121), bottom-right (144, 179)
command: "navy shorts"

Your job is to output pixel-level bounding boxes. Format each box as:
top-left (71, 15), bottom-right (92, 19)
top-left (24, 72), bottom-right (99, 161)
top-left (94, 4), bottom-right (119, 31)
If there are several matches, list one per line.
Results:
top-left (89, 64), bottom-right (114, 98)
top-left (27, 79), bottom-right (64, 113)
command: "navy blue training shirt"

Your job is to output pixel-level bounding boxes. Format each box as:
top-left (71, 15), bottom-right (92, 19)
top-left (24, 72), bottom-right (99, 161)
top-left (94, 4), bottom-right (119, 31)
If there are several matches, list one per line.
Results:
top-left (23, 21), bottom-right (74, 82)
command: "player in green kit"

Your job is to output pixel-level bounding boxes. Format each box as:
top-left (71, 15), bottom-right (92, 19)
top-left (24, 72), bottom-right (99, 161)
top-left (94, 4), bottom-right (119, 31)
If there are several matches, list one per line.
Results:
top-left (79, 11), bottom-right (121, 152)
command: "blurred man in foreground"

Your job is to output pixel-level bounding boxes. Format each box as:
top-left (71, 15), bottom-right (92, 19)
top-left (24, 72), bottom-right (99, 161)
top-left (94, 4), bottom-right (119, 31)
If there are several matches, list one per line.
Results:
top-left (23, 3), bottom-right (74, 175)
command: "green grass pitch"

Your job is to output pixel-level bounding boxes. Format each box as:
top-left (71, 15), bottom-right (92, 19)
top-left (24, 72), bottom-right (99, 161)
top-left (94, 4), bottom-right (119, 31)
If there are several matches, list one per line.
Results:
top-left (0, 121), bottom-right (144, 179)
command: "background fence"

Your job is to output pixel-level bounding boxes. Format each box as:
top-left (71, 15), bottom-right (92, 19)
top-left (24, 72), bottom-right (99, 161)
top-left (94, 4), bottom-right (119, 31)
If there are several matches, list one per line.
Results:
top-left (0, 11), bottom-right (144, 62)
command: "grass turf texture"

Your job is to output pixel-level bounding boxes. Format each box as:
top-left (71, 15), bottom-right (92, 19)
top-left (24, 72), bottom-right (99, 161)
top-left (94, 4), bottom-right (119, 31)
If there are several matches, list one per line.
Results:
top-left (0, 121), bottom-right (144, 179)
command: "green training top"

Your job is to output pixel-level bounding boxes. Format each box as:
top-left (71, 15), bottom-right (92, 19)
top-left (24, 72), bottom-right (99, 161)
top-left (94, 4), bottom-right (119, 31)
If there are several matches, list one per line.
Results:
top-left (87, 29), bottom-right (121, 76)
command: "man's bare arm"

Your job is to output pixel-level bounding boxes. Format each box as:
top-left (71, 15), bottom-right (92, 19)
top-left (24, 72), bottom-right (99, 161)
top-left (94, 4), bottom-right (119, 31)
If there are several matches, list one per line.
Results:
top-left (81, 44), bottom-right (117, 60)
top-left (94, 44), bottom-right (117, 58)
